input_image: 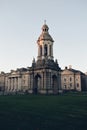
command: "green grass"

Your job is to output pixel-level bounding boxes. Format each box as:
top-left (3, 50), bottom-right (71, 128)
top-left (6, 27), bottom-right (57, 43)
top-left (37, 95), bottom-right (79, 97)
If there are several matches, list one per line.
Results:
top-left (0, 93), bottom-right (87, 130)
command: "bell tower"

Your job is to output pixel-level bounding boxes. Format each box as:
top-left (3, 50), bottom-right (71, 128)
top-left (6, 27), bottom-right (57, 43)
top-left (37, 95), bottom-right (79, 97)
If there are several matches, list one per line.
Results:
top-left (29, 23), bottom-right (61, 94)
top-left (37, 23), bottom-right (54, 61)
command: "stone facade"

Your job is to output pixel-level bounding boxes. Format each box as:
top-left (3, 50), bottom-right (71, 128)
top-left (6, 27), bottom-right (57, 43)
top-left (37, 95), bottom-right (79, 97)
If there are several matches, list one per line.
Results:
top-left (0, 23), bottom-right (87, 94)
top-left (5, 68), bottom-right (29, 93)
top-left (0, 72), bottom-right (5, 92)
top-left (27, 23), bottom-right (61, 94)
top-left (61, 66), bottom-right (86, 92)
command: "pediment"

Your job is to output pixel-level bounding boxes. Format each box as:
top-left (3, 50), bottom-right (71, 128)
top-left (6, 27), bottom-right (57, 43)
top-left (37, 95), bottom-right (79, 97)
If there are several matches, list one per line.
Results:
top-left (11, 71), bottom-right (17, 75)
top-left (61, 69), bottom-right (74, 75)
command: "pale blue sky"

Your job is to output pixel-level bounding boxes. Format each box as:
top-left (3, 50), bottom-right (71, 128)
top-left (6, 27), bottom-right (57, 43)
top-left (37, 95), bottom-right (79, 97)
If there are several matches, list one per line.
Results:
top-left (0, 0), bottom-right (87, 72)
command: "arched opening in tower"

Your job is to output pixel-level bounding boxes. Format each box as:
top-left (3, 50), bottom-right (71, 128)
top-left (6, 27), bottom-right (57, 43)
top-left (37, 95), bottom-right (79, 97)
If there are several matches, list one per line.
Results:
top-left (44, 44), bottom-right (47, 56)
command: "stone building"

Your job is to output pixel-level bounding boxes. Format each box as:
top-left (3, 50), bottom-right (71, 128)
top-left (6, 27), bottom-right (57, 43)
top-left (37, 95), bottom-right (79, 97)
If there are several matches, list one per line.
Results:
top-left (0, 23), bottom-right (87, 94)
top-left (3, 23), bottom-right (61, 94)
top-left (28, 24), bottom-right (61, 94)
top-left (61, 66), bottom-right (86, 92)
top-left (0, 72), bottom-right (5, 92)
top-left (5, 68), bottom-right (29, 93)
top-left (85, 72), bottom-right (87, 90)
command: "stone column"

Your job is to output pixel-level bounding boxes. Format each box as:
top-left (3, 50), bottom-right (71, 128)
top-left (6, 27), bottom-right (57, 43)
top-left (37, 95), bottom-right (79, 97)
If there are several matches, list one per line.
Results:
top-left (40, 46), bottom-right (42, 56)
top-left (16, 77), bottom-right (18, 90)
top-left (11, 78), bottom-right (14, 91)
top-left (48, 44), bottom-right (50, 56)
top-left (48, 44), bottom-right (52, 59)
top-left (49, 72), bottom-right (52, 89)
top-left (18, 77), bottom-right (22, 91)
top-left (38, 46), bottom-right (40, 57)
top-left (8, 78), bottom-right (11, 91)
top-left (28, 75), bottom-right (31, 89)
top-left (10, 78), bottom-right (12, 91)
top-left (41, 71), bottom-right (44, 89)
top-left (42, 44), bottom-right (45, 59)
top-left (51, 45), bottom-right (53, 56)
top-left (13, 78), bottom-right (14, 91)
top-left (13, 78), bottom-right (15, 91)
top-left (18, 77), bottom-right (20, 91)
top-left (14, 77), bottom-right (17, 91)
top-left (14, 78), bottom-right (17, 91)
top-left (44, 71), bottom-right (47, 89)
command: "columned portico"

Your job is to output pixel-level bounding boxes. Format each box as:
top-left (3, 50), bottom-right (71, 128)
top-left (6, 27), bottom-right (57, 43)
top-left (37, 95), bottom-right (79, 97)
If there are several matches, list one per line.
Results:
top-left (7, 75), bottom-right (22, 92)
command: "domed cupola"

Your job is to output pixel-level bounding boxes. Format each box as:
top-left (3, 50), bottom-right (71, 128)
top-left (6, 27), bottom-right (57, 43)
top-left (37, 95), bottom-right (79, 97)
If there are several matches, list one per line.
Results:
top-left (37, 23), bottom-right (54, 61)
top-left (42, 24), bottom-right (49, 33)
top-left (37, 24), bottom-right (54, 43)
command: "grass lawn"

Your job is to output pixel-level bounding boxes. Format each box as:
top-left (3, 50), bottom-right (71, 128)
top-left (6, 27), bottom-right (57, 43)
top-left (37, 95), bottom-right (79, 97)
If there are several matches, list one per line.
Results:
top-left (0, 93), bottom-right (87, 130)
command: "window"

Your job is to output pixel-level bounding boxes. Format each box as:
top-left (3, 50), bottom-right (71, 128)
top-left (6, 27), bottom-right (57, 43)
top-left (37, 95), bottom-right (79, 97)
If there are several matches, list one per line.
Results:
top-left (70, 77), bottom-right (72, 81)
top-left (77, 83), bottom-right (79, 87)
top-left (76, 79), bottom-right (78, 81)
top-left (64, 85), bottom-right (66, 88)
top-left (23, 80), bottom-right (25, 84)
top-left (64, 78), bottom-right (66, 82)
top-left (70, 83), bottom-right (72, 88)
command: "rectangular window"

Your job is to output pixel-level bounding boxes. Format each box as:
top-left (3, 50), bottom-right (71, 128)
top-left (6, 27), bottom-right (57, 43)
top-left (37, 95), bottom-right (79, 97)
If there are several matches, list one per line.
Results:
top-left (70, 83), bottom-right (72, 88)
top-left (70, 77), bottom-right (72, 81)
top-left (64, 78), bottom-right (66, 82)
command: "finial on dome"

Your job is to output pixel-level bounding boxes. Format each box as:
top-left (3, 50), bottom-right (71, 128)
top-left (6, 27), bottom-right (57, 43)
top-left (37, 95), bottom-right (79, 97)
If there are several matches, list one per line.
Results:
top-left (44, 20), bottom-right (46, 24)
top-left (42, 20), bottom-right (49, 33)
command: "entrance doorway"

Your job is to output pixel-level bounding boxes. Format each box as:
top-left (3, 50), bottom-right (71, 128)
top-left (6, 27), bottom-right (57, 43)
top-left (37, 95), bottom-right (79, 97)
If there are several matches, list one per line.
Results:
top-left (33, 74), bottom-right (41, 94)
top-left (52, 75), bottom-right (58, 94)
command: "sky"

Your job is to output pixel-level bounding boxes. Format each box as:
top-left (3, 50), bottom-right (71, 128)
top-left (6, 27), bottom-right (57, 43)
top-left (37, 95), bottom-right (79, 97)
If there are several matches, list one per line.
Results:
top-left (0, 0), bottom-right (87, 73)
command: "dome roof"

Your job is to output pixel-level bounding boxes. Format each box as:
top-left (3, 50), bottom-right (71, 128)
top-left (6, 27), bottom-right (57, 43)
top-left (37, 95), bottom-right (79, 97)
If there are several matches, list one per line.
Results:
top-left (37, 24), bottom-right (54, 43)
top-left (42, 24), bottom-right (49, 31)
top-left (37, 33), bottom-right (54, 42)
